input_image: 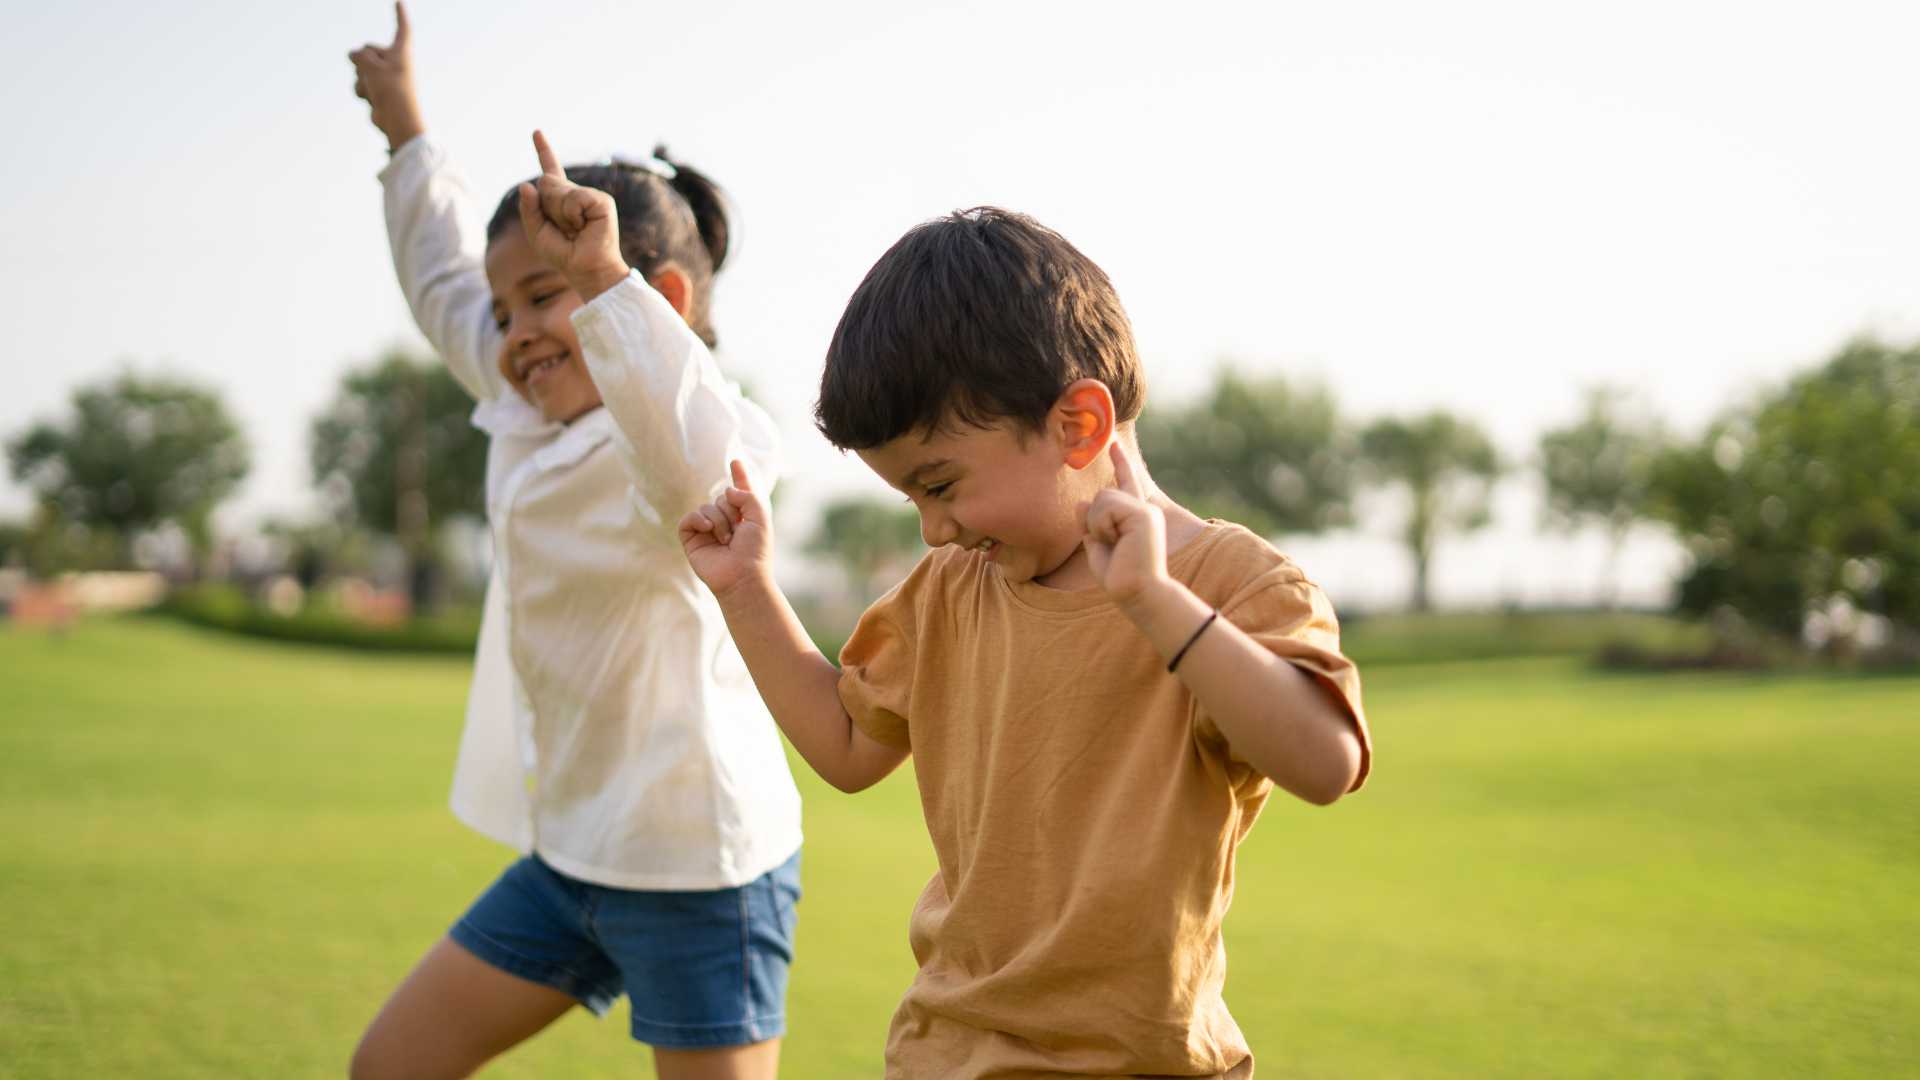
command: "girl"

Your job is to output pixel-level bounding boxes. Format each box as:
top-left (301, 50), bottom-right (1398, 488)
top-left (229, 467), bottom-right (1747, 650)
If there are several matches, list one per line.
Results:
top-left (347, 7), bottom-right (802, 1079)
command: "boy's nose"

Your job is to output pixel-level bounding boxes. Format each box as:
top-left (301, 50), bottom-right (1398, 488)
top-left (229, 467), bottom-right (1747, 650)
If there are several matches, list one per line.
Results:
top-left (920, 509), bottom-right (958, 549)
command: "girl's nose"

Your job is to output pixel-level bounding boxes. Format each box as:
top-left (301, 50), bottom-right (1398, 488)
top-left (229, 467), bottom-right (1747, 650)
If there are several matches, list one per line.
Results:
top-left (506, 313), bottom-right (540, 352)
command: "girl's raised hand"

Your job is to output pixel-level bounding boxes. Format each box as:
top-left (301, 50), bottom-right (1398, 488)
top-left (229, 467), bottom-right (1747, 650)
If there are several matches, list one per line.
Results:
top-left (679, 460), bottom-right (778, 600)
top-left (348, 2), bottom-right (424, 152)
top-left (516, 131), bottom-right (631, 302)
top-left (1083, 441), bottom-right (1170, 607)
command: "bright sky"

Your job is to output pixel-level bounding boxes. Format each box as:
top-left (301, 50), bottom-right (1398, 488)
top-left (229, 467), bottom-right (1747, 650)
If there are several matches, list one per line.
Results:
top-left (5, 0), bottom-right (1917, 607)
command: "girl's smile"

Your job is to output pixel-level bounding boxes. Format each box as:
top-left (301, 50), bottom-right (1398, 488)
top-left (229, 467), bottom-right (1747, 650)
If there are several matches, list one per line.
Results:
top-left (485, 226), bottom-right (603, 424)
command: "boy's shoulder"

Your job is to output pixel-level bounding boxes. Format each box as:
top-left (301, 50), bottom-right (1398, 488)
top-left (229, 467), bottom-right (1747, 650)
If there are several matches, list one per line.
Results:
top-left (1174, 520), bottom-right (1313, 605)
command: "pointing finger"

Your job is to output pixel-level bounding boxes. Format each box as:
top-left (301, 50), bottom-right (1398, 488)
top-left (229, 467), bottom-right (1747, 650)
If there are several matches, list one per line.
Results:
top-left (392, 1), bottom-right (411, 49)
top-left (532, 129), bottom-right (563, 180)
top-left (730, 459), bottom-right (753, 493)
top-left (1109, 441), bottom-right (1145, 498)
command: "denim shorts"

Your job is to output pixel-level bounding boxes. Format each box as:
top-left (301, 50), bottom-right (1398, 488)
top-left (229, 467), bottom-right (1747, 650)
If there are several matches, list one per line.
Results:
top-left (449, 850), bottom-right (801, 1048)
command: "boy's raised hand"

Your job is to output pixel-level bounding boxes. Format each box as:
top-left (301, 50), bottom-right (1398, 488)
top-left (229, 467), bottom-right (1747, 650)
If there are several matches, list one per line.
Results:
top-left (348, 2), bottom-right (424, 152)
top-left (516, 131), bottom-right (631, 302)
top-left (1084, 442), bottom-right (1170, 607)
top-left (680, 460), bottom-right (778, 600)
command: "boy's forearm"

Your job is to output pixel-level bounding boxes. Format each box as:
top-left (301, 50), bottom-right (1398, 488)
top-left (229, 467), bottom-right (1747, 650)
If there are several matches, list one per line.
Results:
top-left (715, 572), bottom-right (905, 793)
top-left (1121, 580), bottom-right (1362, 805)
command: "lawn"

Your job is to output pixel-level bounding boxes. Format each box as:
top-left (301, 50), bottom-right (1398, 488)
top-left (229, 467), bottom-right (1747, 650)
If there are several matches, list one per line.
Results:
top-left (1, 618), bottom-right (1913, 1077)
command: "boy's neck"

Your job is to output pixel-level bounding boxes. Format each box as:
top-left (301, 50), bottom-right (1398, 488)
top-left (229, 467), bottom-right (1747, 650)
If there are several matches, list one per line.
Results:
top-left (1034, 494), bottom-right (1209, 592)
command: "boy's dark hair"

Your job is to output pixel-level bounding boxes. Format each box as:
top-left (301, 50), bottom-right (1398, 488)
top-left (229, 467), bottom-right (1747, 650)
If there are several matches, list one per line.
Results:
top-left (487, 145), bottom-right (731, 347)
top-left (814, 207), bottom-right (1143, 450)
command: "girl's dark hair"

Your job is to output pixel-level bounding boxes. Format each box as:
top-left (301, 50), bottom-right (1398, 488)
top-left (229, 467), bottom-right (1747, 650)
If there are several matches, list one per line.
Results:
top-left (815, 207), bottom-right (1143, 450)
top-left (487, 145), bottom-right (732, 347)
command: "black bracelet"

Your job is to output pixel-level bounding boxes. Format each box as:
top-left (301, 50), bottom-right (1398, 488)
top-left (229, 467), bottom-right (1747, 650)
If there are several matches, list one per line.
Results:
top-left (1167, 610), bottom-right (1219, 673)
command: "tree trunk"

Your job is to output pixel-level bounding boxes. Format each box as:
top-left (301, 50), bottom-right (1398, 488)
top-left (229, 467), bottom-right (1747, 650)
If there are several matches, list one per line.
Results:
top-left (1411, 546), bottom-right (1432, 612)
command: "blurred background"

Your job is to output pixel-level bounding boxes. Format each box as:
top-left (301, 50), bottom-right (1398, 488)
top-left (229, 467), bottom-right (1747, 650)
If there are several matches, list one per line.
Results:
top-left (2, 1), bottom-right (1915, 1076)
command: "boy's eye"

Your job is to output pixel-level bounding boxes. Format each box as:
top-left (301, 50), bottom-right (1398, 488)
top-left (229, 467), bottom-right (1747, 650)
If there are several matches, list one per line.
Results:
top-left (925, 483), bottom-right (952, 499)
top-left (492, 313), bottom-right (509, 332)
top-left (533, 290), bottom-right (562, 306)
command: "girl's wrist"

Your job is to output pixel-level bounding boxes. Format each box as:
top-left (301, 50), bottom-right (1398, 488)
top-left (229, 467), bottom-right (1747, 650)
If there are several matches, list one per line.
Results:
top-left (570, 264), bottom-right (632, 304)
top-left (383, 116), bottom-right (425, 154)
top-left (713, 564), bottom-right (782, 617)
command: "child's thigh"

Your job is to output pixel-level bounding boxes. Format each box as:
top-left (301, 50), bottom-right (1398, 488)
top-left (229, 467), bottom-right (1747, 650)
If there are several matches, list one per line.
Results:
top-left (350, 936), bottom-right (577, 1080)
top-left (652, 1040), bottom-right (783, 1080)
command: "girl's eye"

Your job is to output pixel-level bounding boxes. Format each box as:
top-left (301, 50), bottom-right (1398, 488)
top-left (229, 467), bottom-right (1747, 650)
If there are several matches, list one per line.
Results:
top-left (925, 483), bottom-right (952, 499)
top-left (533, 291), bottom-right (561, 307)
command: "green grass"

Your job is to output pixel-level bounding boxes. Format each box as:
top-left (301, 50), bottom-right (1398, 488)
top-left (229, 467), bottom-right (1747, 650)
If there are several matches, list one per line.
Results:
top-left (1, 619), bottom-right (1913, 1077)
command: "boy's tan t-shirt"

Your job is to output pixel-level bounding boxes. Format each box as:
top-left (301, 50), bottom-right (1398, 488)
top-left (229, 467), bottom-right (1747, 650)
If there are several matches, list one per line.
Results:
top-left (839, 521), bottom-right (1371, 1079)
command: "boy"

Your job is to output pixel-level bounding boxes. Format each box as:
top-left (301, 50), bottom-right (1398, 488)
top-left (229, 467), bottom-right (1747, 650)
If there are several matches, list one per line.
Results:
top-left (679, 207), bottom-right (1371, 1078)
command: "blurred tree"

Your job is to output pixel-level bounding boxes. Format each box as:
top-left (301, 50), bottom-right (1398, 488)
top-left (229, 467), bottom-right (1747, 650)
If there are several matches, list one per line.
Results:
top-left (310, 350), bottom-right (486, 611)
top-left (806, 496), bottom-right (925, 604)
top-left (259, 515), bottom-right (380, 590)
top-left (5, 371), bottom-right (249, 567)
top-left (1137, 369), bottom-right (1354, 537)
top-left (1360, 412), bottom-right (1502, 612)
top-left (1537, 386), bottom-right (1668, 607)
top-left (1649, 337), bottom-right (1920, 649)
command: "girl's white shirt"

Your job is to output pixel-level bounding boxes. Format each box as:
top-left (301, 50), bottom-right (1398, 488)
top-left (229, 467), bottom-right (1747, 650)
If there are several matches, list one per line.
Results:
top-left (379, 135), bottom-right (802, 890)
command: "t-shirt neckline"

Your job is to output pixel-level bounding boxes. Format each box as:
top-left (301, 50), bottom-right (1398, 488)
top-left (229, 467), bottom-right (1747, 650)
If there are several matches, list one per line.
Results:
top-left (996, 521), bottom-right (1236, 617)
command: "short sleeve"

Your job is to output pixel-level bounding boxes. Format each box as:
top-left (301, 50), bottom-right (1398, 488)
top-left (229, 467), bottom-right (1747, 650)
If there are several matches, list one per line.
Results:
top-left (837, 602), bottom-right (915, 751)
top-left (1201, 573), bottom-right (1372, 791)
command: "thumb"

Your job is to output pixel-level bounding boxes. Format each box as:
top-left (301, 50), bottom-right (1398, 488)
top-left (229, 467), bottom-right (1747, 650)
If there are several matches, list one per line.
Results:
top-left (730, 459), bottom-right (754, 493)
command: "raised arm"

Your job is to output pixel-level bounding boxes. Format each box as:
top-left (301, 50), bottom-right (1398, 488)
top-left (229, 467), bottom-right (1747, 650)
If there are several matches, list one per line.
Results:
top-left (518, 132), bottom-right (782, 516)
top-left (679, 463), bottom-right (908, 793)
top-left (1087, 444), bottom-right (1365, 804)
top-left (351, 2), bottom-right (506, 402)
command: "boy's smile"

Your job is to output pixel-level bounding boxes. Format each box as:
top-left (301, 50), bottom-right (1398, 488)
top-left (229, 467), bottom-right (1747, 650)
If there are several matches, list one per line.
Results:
top-left (858, 420), bottom-right (1102, 589)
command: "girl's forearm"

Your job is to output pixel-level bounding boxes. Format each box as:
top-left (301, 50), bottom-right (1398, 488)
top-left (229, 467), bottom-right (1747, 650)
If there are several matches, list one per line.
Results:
top-left (716, 572), bottom-right (907, 793)
top-left (573, 278), bottom-right (780, 518)
top-left (1121, 580), bottom-right (1362, 805)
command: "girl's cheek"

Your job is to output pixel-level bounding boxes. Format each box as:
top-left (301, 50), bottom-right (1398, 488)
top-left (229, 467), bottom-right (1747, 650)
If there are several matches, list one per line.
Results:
top-left (547, 305), bottom-right (585, 353)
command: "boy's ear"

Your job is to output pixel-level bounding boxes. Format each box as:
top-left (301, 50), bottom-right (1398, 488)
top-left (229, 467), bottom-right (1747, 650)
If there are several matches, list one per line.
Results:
top-left (1053, 378), bottom-right (1116, 470)
top-left (647, 264), bottom-right (694, 321)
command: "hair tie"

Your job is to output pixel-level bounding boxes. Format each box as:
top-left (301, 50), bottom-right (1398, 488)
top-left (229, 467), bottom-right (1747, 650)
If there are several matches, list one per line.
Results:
top-left (608, 153), bottom-right (677, 179)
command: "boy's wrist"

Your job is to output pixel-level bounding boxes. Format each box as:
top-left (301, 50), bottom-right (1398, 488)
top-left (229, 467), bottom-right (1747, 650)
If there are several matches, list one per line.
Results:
top-left (1119, 576), bottom-right (1213, 660)
top-left (1116, 573), bottom-right (1190, 625)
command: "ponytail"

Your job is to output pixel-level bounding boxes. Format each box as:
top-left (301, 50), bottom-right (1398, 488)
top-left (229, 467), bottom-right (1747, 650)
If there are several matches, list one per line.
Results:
top-left (654, 144), bottom-right (731, 275)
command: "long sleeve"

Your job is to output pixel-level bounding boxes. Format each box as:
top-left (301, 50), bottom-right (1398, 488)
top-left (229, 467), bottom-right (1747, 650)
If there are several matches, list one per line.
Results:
top-left (569, 274), bottom-right (784, 529)
top-left (378, 136), bottom-right (508, 403)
